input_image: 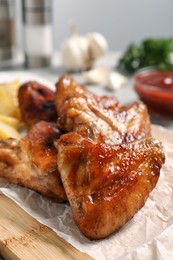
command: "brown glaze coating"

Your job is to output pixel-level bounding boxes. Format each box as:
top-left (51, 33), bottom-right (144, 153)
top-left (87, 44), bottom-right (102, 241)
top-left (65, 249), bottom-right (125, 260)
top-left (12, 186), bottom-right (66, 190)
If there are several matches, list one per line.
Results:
top-left (55, 75), bottom-right (151, 145)
top-left (0, 121), bottom-right (67, 201)
top-left (18, 81), bottom-right (57, 129)
top-left (56, 132), bottom-right (165, 239)
top-left (1, 74), bottom-right (164, 240)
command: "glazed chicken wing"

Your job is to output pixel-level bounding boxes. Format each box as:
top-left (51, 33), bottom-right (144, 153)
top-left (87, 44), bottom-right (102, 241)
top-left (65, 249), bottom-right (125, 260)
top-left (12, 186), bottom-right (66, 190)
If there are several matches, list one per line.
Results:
top-left (55, 75), bottom-right (151, 145)
top-left (18, 81), bottom-right (57, 128)
top-left (0, 121), bottom-right (66, 201)
top-left (5, 74), bottom-right (163, 241)
top-left (56, 132), bottom-right (165, 239)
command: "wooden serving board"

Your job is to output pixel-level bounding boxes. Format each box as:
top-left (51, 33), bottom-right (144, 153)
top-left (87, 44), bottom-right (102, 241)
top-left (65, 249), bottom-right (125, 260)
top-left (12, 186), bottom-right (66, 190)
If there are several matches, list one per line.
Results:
top-left (0, 195), bottom-right (93, 260)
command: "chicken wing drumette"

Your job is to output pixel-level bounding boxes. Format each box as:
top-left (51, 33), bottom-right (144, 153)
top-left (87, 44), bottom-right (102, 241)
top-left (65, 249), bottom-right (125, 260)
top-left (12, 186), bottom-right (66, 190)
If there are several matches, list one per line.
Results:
top-left (18, 81), bottom-right (57, 129)
top-left (0, 121), bottom-right (66, 201)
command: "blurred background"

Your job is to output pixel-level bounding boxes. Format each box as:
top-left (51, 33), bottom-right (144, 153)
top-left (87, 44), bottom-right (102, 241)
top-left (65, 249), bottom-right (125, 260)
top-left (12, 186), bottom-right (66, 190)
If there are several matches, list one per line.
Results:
top-left (43, 0), bottom-right (173, 51)
top-left (0, 0), bottom-right (173, 128)
top-left (15, 0), bottom-right (173, 52)
top-left (0, 0), bottom-right (173, 68)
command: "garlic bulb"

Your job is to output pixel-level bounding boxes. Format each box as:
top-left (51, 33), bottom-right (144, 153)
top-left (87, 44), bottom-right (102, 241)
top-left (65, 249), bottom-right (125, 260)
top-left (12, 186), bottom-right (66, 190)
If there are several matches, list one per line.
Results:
top-left (61, 23), bottom-right (108, 71)
top-left (87, 33), bottom-right (108, 60)
top-left (61, 34), bottom-right (91, 71)
top-left (106, 72), bottom-right (127, 91)
top-left (82, 67), bottom-right (108, 85)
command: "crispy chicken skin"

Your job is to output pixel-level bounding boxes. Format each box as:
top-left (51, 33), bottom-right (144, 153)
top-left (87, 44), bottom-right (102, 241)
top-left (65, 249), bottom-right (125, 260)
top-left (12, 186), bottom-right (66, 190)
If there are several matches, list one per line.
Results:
top-left (0, 74), bottom-right (163, 241)
top-left (55, 75), bottom-right (151, 145)
top-left (0, 121), bottom-right (67, 201)
top-left (18, 81), bottom-right (57, 128)
top-left (56, 132), bottom-right (165, 239)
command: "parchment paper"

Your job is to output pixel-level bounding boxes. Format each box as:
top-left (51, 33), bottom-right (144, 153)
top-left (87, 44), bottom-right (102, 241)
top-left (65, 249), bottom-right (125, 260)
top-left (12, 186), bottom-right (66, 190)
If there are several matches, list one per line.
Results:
top-left (0, 125), bottom-right (173, 260)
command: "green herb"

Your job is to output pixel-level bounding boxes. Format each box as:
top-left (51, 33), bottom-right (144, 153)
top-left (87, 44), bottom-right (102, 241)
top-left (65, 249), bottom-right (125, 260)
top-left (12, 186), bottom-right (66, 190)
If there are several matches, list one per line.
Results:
top-left (118, 38), bottom-right (173, 73)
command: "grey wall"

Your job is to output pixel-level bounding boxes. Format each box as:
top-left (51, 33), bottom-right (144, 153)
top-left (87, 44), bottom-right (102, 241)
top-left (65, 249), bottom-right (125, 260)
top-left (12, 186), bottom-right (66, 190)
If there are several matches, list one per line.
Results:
top-left (52, 0), bottom-right (173, 51)
top-left (16, 0), bottom-right (173, 52)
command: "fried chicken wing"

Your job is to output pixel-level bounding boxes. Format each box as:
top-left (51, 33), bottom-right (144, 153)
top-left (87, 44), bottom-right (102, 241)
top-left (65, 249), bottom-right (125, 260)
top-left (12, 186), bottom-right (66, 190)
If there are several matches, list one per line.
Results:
top-left (2, 74), bottom-right (163, 241)
top-left (56, 132), bottom-right (165, 239)
top-left (0, 121), bottom-right (66, 201)
top-left (18, 81), bottom-right (57, 128)
top-left (55, 75), bottom-right (151, 145)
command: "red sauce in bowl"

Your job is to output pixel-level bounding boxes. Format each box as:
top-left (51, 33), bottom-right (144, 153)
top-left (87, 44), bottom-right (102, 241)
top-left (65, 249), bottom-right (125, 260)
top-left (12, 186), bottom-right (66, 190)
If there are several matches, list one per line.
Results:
top-left (134, 69), bottom-right (173, 116)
